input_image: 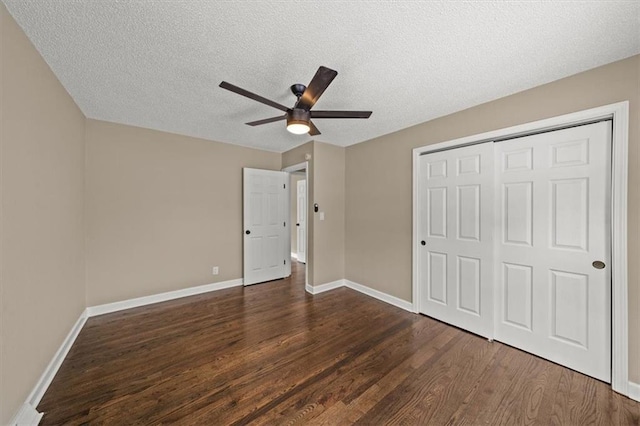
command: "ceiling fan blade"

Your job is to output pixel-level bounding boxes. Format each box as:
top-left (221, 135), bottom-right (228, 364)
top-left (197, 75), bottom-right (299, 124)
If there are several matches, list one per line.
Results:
top-left (311, 110), bottom-right (372, 119)
top-left (245, 115), bottom-right (287, 126)
top-left (308, 121), bottom-right (321, 136)
top-left (219, 81), bottom-right (289, 112)
top-left (296, 66), bottom-right (338, 110)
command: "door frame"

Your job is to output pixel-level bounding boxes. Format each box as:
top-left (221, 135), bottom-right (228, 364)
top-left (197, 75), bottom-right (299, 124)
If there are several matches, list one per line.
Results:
top-left (412, 101), bottom-right (629, 396)
top-left (283, 161), bottom-right (309, 288)
top-left (295, 178), bottom-right (307, 263)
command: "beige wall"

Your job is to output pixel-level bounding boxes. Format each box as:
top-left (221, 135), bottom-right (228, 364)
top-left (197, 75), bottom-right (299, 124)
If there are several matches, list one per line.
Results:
top-left (345, 55), bottom-right (640, 381)
top-left (85, 120), bottom-right (281, 306)
top-left (282, 141), bottom-right (346, 286)
top-left (1, 4), bottom-right (87, 423)
top-left (312, 142), bottom-right (345, 285)
top-left (290, 172), bottom-right (305, 255)
top-left (282, 142), bottom-right (314, 284)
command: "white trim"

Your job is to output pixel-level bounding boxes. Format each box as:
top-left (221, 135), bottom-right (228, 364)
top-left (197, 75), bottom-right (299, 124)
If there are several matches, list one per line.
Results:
top-left (628, 381), bottom-right (640, 402)
top-left (412, 101), bottom-right (629, 396)
top-left (15, 309), bottom-right (89, 422)
top-left (291, 252), bottom-right (297, 259)
top-left (413, 104), bottom-right (625, 156)
top-left (86, 278), bottom-right (244, 317)
top-left (282, 161), bottom-right (309, 288)
top-left (610, 102), bottom-right (629, 396)
top-left (412, 143), bottom-right (420, 313)
top-left (345, 280), bottom-right (413, 312)
top-left (11, 403), bottom-right (43, 426)
top-left (305, 279), bottom-right (345, 295)
top-left (306, 279), bottom-right (413, 312)
top-left (282, 162), bottom-right (308, 173)
top-left (284, 172), bottom-right (292, 278)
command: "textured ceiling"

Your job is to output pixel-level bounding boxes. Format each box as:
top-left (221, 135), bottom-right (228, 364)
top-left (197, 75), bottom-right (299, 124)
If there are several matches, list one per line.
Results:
top-left (3, 1), bottom-right (639, 152)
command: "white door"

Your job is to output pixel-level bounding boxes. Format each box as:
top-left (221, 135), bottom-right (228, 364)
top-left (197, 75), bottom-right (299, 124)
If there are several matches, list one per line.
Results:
top-left (417, 142), bottom-right (495, 338)
top-left (296, 179), bottom-right (307, 263)
top-left (243, 168), bottom-right (289, 286)
top-left (494, 121), bottom-right (611, 382)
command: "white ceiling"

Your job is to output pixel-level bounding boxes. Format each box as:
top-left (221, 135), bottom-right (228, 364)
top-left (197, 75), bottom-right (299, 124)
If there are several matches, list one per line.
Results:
top-left (3, 1), bottom-right (639, 153)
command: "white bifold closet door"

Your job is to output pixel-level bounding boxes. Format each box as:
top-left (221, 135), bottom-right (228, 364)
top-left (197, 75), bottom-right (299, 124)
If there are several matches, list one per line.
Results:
top-left (418, 142), bottom-right (495, 338)
top-left (417, 121), bottom-right (611, 382)
top-left (494, 121), bottom-right (611, 382)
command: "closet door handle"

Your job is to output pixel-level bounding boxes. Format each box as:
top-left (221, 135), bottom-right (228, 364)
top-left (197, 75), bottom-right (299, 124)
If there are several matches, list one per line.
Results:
top-left (421, 240), bottom-right (426, 246)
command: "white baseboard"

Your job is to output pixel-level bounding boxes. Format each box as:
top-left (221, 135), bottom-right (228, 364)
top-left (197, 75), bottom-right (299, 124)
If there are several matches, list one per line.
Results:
top-left (305, 279), bottom-right (345, 295)
top-left (11, 403), bottom-right (43, 426)
top-left (12, 309), bottom-right (88, 424)
top-left (86, 278), bottom-right (244, 317)
top-left (13, 278), bottom-right (245, 423)
top-left (345, 280), bottom-right (413, 312)
top-left (629, 381), bottom-right (640, 402)
top-left (304, 279), bottom-right (413, 312)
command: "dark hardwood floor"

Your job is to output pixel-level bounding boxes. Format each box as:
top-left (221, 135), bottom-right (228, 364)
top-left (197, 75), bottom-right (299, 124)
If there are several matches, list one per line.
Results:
top-left (38, 261), bottom-right (640, 425)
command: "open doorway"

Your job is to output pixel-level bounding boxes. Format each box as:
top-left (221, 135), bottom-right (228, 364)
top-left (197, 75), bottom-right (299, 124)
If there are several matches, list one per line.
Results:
top-left (290, 171), bottom-right (306, 264)
top-left (283, 162), bottom-right (308, 287)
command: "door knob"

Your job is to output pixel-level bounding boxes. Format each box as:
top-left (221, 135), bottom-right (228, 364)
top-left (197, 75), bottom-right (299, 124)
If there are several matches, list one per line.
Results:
top-left (296, 223), bottom-right (300, 226)
top-left (421, 240), bottom-right (426, 246)
top-left (245, 230), bottom-right (251, 235)
top-left (592, 260), bottom-right (605, 269)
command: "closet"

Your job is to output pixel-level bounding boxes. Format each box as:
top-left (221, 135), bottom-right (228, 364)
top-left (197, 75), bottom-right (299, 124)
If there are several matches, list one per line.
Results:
top-left (416, 121), bottom-right (611, 382)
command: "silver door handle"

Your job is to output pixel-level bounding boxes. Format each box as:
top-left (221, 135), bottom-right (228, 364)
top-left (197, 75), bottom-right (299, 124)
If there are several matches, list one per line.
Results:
top-left (592, 261), bottom-right (605, 269)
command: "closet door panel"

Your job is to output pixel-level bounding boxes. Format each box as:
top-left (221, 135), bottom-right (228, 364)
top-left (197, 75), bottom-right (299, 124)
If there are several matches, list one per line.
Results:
top-left (417, 142), bottom-right (494, 338)
top-left (494, 121), bottom-right (611, 382)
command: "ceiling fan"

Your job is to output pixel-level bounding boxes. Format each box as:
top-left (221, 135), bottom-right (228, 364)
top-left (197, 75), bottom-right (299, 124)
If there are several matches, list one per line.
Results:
top-left (219, 66), bottom-right (372, 136)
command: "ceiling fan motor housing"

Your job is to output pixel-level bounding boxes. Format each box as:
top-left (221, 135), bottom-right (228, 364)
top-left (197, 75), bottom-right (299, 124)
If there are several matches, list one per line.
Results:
top-left (287, 108), bottom-right (310, 125)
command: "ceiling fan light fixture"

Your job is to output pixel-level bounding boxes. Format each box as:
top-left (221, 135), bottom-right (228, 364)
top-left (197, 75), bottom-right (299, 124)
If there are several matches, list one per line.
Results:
top-left (287, 122), bottom-right (310, 135)
top-left (286, 109), bottom-right (311, 135)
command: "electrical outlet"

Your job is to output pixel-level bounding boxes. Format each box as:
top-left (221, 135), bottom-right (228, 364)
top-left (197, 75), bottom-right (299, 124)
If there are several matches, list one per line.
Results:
top-left (212, 266), bottom-right (219, 275)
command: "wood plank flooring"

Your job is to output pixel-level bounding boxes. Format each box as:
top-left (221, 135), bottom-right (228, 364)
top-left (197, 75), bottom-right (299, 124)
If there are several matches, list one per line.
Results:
top-left (38, 261), bottom-right (640, 424)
